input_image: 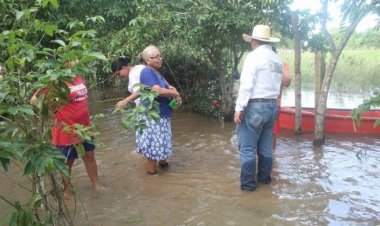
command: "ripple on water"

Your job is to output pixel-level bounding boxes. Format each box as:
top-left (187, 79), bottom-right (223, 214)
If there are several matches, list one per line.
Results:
top-left (2, 107), bottom-right (380, 225)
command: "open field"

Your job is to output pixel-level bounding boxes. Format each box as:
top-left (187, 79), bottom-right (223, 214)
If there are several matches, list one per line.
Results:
top-left (278, 49), bottom-right (380, 94)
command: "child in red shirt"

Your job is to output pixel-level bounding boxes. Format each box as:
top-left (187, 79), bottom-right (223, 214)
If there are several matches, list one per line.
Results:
top-left (31, 69), bottom-right (100, 198)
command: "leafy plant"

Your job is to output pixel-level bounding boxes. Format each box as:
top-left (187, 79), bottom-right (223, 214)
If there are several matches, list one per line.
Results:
top-left (0, 1), bottom-right (106, 225)
top-left (114, 84), bottom-right (160, 133)
top-left (352, 91), bottom-right (380, 127)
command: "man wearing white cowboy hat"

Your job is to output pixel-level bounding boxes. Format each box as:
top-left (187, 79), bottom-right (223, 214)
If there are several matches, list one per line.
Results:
top-left (234, 24), bottom-right (283, 192)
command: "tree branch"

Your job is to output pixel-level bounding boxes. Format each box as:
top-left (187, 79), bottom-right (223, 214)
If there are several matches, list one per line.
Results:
top-left (321, 0), bottom-right (336, 53)
top-left (337, 14), bottom-right (364, 53)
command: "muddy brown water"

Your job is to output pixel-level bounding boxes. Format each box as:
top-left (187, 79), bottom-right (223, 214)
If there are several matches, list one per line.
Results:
top-left (1, 89), bottom-right (380, 225)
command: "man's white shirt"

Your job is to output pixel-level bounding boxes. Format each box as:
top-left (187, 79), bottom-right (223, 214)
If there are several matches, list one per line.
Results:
top-left (235, 45), bottom-right (283, 112)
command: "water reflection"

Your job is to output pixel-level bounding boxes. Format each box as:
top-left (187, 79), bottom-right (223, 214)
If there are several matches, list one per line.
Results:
top-left (282, 89), bottom-right (370, 109)
top-left (1, 90), bottom-right (379, 226)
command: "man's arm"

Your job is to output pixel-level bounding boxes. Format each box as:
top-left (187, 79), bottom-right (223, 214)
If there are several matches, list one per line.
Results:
top-left (281, 63), bottom-right (291, 88)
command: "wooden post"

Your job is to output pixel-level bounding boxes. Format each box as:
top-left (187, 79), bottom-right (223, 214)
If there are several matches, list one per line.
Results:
top-left (314, 52), bottom-right (325, 110)
top-left (292, 12), bottom-right (302, 135)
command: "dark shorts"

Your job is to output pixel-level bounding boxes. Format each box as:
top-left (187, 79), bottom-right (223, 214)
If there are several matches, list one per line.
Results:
top-left (57, 141), bottom-right (95, 160)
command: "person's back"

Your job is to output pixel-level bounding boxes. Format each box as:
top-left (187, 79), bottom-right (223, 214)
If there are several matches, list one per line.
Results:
top-left (128, 64), bottom-right (145, 104)
top-left (53, 76), bottom-right (90, 145)
top-left (243, 44), bottom-right (283, 100)
top-left (235, 24), bottom-right (281, 192)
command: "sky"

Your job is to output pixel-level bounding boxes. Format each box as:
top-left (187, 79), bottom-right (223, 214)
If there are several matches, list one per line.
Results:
top-left (290, 0), bottom-right (378, 32)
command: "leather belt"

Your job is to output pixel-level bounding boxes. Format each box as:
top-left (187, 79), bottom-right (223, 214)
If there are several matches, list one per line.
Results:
top-left (248, 98), bottom-right (276, 103)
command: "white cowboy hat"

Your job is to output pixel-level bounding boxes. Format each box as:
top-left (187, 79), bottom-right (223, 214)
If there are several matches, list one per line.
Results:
top-left (242, 25), bottom-right (280, 43)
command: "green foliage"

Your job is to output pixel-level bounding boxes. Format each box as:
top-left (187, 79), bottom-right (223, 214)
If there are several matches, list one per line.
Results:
top-left (114, 84), bottom-right (160, 133)
top-left (279, 49), bottom-right (380, 92)
top-left (352, 91), bottom-right (380, 126)
top-left (190, 79), bottom-right (224, 119)
top-left (23, 145), bottom-right (69, 177)
top-left (337, 28), bottom-right (380, 49)
top-left (104, 0), bottom-right (292, 119)
top-left (74, 0), bottom-right (301, 119)
top-left (0, 0), bottom-right (106, 224)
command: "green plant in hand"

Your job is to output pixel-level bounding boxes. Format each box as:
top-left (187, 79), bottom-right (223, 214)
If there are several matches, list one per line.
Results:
top-left (114, 84), bottom-right (160, 133)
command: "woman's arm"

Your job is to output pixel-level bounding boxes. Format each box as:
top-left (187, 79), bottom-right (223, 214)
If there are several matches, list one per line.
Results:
top-left (151, 85), bottom-right (179, 98)
top-left (115, 92), bottom-right (139, 109)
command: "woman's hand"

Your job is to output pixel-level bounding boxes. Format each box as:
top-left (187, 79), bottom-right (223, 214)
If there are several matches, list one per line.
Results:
top-left (170, 86), bottom-right (182, 107)
top-left (115, 99), bottom-right (128, 109)
top-left (175, 95), bottom-right (182, 107)
top-left (169, 85), bottom-right (177, 91)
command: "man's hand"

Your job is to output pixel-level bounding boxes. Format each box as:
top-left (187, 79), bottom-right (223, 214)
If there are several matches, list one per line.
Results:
top-left (234, 111), bottom-right (242, 124)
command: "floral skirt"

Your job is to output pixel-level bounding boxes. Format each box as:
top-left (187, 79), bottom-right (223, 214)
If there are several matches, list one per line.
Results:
top-left (136, 116), bottom-right (172, 160)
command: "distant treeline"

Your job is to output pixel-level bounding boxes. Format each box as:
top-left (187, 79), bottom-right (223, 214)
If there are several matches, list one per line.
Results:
top-left (279, 49), bottom-right (380, 93)
top-left (336, 28), bottom-right (380, 49)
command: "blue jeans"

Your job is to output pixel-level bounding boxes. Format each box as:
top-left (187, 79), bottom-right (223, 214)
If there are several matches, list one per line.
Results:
top-left (237, 101), bottom-right (278, 191)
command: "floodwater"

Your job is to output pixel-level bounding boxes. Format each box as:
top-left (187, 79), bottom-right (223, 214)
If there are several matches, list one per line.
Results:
top-left (282, 89), bottom-right (371, 109)
top-left (1, 89), bottom-right (380, 226)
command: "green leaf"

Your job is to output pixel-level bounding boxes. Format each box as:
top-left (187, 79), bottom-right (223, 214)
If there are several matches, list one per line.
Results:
top-left (18, 105), bottom-right (34, 116)
top-left (0, 148), bottom-right (16, 159)
top-left (51, 39), bottom-right (66, 46)
top-left (42, 0), bottom-right (58, 8)
top-left (67, 21), bottom-right (85, 30)
top-left (8, 107), bottom-right (18, 115)
top-left (0, 158), bottom-right (10, 172)
top-left (29, 194), bottom-right (42, 208)
top-left (78, 52), bottom-right (107, 64)
top-left (121, 118), bottom-right (130, 130)
top-left (70, 41), bottom-right (81, 47)
top-left (149, 111), bottom-right (160, 121)
top-left (49, 151), bottom-right (66, 159)
top-left (5, 58), bottom-right (14, 72)
top-left (35, 50), bottom-right (53, 56)
top-left (7, 105), bottom-right (34, 116)
top-left (15, 11), bottom-right (24, 20)
top-left (44, 24), bottom-right (58, 37)
top-left (36, 157), bottom-right (46, 175)
top-left (74, 144), bottom-right (85, 157)
top-left (86, 16), bottom-right (105, 24)
top-left (23, 161), bottom-right (34, 176)
top-left (49, 0), bottom-right (59, 9)
top-left (54, 159), bottom-right (69, 177)
top-left (129, 19), bottom-right (137, 26)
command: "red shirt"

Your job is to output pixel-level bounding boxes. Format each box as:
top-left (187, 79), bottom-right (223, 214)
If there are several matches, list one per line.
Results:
top-left (52, 77), bottom-right (91, 145)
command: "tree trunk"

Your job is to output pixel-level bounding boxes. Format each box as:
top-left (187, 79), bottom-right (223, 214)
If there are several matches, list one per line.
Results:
top-left (292, 12), bottom-right (302, 135)
top-left (204, 45), bottom-right (239, 121)
top-left (222, 44), bottom-right (242, 121)
top-left (313, 55), bottom-right (338, 146)
top-left (314, 52), bottom-right (325, 110)
top-left (314, 0), bottom-right (364, 146)
top-left (34, 173), bottom-right (73, 226)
